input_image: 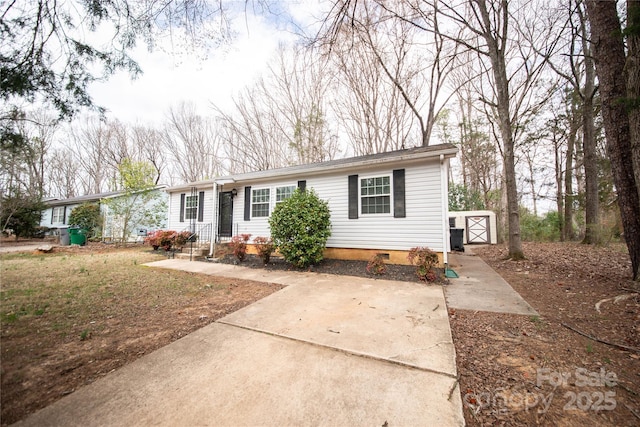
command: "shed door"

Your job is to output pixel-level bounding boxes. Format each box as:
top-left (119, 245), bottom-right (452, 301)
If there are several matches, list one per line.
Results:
top-left (466, 216), bottom-right (489, 244)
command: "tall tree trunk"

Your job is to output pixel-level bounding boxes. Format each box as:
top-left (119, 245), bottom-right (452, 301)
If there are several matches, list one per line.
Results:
top-left (581, 13), bottom-right (600, 244)
top-left (627, 0), bottom-right (640, 202)
top-left (554, 122), bottom-right (565, 241)
top-left (586, 0), bottom-right (640, 280)
top-left (527, 153), bottom-right (538, 216)
top-left (565, 116), bottom-right (576, 241)
top-left (478, 0), bottom-right (524, 259)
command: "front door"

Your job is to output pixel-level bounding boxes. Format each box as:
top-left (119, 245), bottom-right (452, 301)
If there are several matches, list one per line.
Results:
top-left (218, 191), bottom-right (233, 238)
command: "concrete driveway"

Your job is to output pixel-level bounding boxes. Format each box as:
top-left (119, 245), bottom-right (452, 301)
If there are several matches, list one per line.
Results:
top-left (16, 261), bottom-right (465, 427)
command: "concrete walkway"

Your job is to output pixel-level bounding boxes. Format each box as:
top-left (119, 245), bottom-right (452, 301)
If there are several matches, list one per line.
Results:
top-left (445, 249), bottom-right (538, 315)
top-left (16, 260), bottom-right (465, 427)
top-left (0, 242), bottom-right (45, 253)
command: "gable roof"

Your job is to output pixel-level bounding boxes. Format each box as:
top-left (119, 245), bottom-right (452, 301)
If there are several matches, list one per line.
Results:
top-left (167, 144), bottom-right (458, 192)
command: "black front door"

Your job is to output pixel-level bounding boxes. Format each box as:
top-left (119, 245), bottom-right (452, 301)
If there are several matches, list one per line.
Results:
top-left (218, 191), bottom-right (233, 237)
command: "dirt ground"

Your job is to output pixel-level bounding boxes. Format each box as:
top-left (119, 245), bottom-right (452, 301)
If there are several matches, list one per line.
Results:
top-left (452, 242), bottom-right (640, 426)
top-left (0, 241), bottom-right (283, 426)
top-left (2, 239), bottom-right (639, 426)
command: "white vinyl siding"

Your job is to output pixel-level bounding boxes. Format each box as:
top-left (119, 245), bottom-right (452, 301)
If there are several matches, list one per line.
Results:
top-left (324, 163), bottom-right (444, 252)
top-left (229, 159), bottom-right (446, 252)
top-left (167, 189), bottom-right (213, 231)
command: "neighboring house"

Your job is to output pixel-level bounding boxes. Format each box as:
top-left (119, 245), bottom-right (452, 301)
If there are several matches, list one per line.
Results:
top-left (41, 191), bottom-right (121, 228)
top-left (41, 187), bottom-right (168, 242)
top-left (166, 144), bottom-right (458, 265)
top-left (449, 210), bottom-right (498, 245)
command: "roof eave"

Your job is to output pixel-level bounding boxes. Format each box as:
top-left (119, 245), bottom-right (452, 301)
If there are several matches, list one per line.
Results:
top-left (165, 144), bottom-right (458, 192)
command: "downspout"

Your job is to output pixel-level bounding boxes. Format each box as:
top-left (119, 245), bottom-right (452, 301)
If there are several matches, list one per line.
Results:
top-left (440, 154), bottom-right (449, 267)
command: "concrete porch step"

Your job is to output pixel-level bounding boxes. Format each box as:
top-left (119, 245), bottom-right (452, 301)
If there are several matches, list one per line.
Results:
top-left (174, 252), bottom-right (206, 261)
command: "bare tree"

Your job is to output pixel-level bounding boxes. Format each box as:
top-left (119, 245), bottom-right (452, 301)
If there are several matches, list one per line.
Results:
top-left (328, 12), bottom-right (417, 154)
top-left (448, 57), bottom-right (502, 211)
top-left (46, 148), bottom-right (81, 198)
top-left (66, 117), bottom-right (114, 194)
top-left (131, 125), bottom-right (167, 185)
top-left (321, 0), bottom-right (565, 259)
top-left (215, 86), bottom-right (291, 173)
top-left (215, 45), bottom-right (338, 172)
top-left (0, 110), bottom-right (58, 201)
top-left (163, 102), bottom-right (223, 183)
top-left (265, 46), bottom-right (340, 164)
top-left (322, 0), bottom-right (461, 148)
top-left (547, 0), bottom-right (600, 243)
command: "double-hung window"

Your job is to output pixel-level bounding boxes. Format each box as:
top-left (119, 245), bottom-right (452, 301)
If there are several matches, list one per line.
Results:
top-left (275, 185), bottom-right (296, 204)
top-left (185, 195), bottom-right (198, 220)
top-left (251, 188), bottom-right (270, 217)
top-left (52, 206), bottom-right (65, 223)
top-left (360, 176), bottom-right (391, 214)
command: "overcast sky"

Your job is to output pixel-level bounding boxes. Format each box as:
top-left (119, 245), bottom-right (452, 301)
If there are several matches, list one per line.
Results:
top-left (87, 2), bottom-right (323, 125)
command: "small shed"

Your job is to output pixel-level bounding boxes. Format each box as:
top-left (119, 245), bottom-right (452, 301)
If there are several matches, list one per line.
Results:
top-left (449, 210), bottom-right (498, 245)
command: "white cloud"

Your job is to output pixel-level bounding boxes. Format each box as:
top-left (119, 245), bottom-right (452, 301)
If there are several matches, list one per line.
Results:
top-left (88, 12), bottom-right (296, 124)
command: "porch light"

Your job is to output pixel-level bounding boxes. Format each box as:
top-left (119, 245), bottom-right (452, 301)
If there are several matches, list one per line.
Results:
top-left (231, 188), bottom-right (238, 197)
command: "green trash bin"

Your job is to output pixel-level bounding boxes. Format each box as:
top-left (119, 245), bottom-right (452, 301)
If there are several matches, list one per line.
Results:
top-left (69, 227), bottom-right (87, 246)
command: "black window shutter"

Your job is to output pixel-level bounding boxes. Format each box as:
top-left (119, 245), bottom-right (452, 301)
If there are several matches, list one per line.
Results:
top-left (297, 180), bottom-right (306, 192)
top-left (63, 206), bottom-right (67, 224)
top-left (197, 191), bottom-right (205, 222)
top-left (348, 174), bottom-right (358, 219)
top-left (244, 186), bottom-right (252, 221)
top-left (393, 169), bottom-right (406, 218)
top-left (179, 193), bottom-right (185, 222)
top-left (50, 207), bottom-right (54, 224)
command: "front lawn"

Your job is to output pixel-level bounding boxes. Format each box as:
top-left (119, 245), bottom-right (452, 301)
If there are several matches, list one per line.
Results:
top-left (0, 245), bottom-right (282, 425)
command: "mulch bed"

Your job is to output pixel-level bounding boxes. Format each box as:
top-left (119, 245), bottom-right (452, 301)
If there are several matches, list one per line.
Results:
top-left (216, 253), bottom-right (444, 284)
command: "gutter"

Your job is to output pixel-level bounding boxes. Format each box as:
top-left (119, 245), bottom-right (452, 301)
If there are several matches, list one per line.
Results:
top-left (166, 145), bottom-right (459, 192)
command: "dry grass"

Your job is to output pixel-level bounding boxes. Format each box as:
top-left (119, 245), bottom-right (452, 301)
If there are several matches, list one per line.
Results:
top-left (0, 246), bottom-right (282, 425)
top-left (0, 248), bottom-right (236, 333)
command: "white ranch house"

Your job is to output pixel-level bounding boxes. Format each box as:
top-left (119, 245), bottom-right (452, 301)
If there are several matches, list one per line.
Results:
top-left (165, 144), bottom-right (458, 265)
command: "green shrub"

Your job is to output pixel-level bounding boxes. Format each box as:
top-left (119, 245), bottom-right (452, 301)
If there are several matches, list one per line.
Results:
top-left (520, 208), bottom-right (561, 242)
top-left (407, 246), bottom-right (439, 282)
top-left (68, 203), bottom-right (102, 238)
top-left (254, 236), bottom-right (275, 264)
top-left (269, 189), bottom-right (331, 268)
top-left (0, 195), bottom-right (45, 238)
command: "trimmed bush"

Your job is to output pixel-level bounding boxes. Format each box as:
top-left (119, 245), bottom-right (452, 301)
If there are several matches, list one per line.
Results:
top-left (144, 230), bottom-right (177, 250)
top-left (254, 236), bottom-right (275, 264)
top-left (230, 234), bottom-right (251, 262)
top-left (407, 246), bottom-right (439, 282)
top-left (269, 189), bottom-right (331, 268)
top-left (366, 253), bottom-right (387, 276)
